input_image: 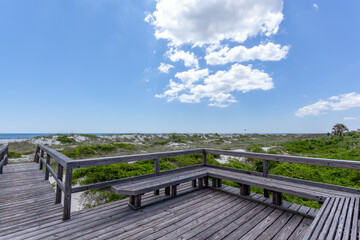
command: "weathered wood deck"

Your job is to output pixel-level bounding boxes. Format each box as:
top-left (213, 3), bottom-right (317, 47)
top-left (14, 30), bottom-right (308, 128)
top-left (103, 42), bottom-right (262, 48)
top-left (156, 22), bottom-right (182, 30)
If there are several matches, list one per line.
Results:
top-left (0, 162), bottom-right (316, 240)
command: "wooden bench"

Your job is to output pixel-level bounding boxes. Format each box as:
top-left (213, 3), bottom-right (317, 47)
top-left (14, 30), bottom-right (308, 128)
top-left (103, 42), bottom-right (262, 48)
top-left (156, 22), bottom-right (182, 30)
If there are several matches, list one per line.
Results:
top-left (112, 167), bottom-right (208, 209)
top-left (303, 197), bottom-right (359, 240)
top-left (112, 165), bottom-right (359, 210)
top-left (206, 166), bottom-right (359, 206)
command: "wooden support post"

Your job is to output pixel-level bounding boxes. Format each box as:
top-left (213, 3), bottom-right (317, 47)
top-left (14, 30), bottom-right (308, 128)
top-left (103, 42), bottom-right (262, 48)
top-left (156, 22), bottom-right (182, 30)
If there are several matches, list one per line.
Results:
top-left (154, 189), bottom-right (160, 195)
top-left (264, 189), bottom-right (270, 198)
top-left (39, 150), bottom-right (44, 170)
top-left (212, 178), bottom-right (217, 188)
top-left (171, 185), bottom-right (177, 197)
top-left (198, 178), bottom-right (203, 188)
top-left (154, 158), bottom-right (159, 176)
top-left (192, 179), bottom-right (197, 187)
top-left (63, 167), bottom-right (72, 221)
top-left (240, 184), bottom-right (250, 196)
top-left (4, 147), bottom-right (8, 165)
top-left (263, 159), bottom-right (270, 198)
top-left (217, 179), bottom-right (222, 188)
top-left (55, 163), bottom-right (63, 204)
top-left (204, 177), bottom-right (209, 187)
top-left (129, 195), bottom-right (135, 206)
top-left (34, 146), bottom-right (40, 163)
top-left (202, 150), bottom-right (207, 165)
top-left (165, 186), bottom-right (170, 195)
top-left (272, 191), bottom-right (282, 206)
top-left (134, 195), bottom-right (141, 208)
top-left (45, 154), bottom-right (51, 180)
top-left (0, 152), bottom-right (3, 174)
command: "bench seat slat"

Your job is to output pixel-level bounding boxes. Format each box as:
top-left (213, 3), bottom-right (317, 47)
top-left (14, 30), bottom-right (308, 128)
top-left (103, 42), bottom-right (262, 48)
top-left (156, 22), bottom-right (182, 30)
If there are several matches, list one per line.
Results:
top-left (112, 168), bottom-right (207, 195)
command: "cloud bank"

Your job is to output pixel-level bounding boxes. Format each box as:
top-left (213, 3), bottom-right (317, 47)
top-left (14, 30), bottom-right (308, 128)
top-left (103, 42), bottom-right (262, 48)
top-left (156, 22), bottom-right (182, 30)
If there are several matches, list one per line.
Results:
top-left (295, 92), bottom-right (360, 117)
top-left (146, 0), bottom-right (288, 107)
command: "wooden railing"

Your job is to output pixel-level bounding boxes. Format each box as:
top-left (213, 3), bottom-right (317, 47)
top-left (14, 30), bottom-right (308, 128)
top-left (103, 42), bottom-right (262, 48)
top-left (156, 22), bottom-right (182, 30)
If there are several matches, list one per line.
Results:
top-left (0, 144), bottom-right (8, 174)
top-left (33, 144), bottom-right (360, 221)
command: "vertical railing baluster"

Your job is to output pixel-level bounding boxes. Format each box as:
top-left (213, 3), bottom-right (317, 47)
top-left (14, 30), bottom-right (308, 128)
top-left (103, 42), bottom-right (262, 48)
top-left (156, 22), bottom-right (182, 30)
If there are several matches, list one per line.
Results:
top-left (55, 163), bottom-right (63, 204)
top-left (39, 150), bottom-right (44, 170)
top-left (263, 159), bottom-right (270, 198)
top-left (0, 151), bottom-right (3, 174)
top-left (63, 167), bottom-right (73, 220)
top-left (5, 146), bottom-right (8, 165)
top-left (202, 150), bottom-right (207, 165)
top-left (34, 146), bottom-right (40, 163)
top-left (45, 154), bottom-right (51, 180)
top-left (154, 158), bottom-right (159, 176)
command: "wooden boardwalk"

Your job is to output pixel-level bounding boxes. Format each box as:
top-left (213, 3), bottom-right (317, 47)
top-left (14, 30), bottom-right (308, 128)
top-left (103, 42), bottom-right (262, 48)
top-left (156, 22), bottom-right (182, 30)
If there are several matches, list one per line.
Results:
top-left (0, 162), bottom-right (316, 240)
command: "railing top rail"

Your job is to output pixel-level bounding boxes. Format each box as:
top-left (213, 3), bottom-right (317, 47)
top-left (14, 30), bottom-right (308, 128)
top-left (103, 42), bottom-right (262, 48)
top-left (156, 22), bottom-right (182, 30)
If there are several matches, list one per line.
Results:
top-left (205, 149), bottom-right (360, 170)
top-left (68, 149), bottom-right (204, 169)
top-left (38, 144), bottom-right (73, 168)
top-left (0, 144), bottom-right (8, 153)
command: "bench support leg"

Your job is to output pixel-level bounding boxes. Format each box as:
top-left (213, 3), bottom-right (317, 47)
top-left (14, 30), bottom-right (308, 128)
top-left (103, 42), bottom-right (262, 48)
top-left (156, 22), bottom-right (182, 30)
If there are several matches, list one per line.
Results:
top-left (240, 184), bottom-right (250, 196)
top-left (134, 195), bottom-right (141, 208)
top-left (212, 178), bottom-right (217, 188)
top-left (165, 186), bottom-right (170, 195)
top-left (272, 191), bottom-right (282, 206)
top-left (204, 177), bottom-right (209, 187)
top-left (154, 189), bottom-right (160, 195)
top-left (264, 189), bottom-right (270, 198)
top-left (171, 185), bottom-right (177, 197)
top-left (192, 179), bottom-right (197, 187)
top-left (129, 195), bottom-right (142, 209)
top-left (198, 178), bottom-right (203, 188)
top-left (217, 179), bottom-right (222, 188)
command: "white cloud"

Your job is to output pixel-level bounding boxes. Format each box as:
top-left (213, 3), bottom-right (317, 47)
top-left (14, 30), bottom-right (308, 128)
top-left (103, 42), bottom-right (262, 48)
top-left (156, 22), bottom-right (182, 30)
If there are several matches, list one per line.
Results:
top-left (158, 64), bottom-right (273, 107)
top-left (147, 0), bottom-right (288, 107)
top-left (295, 100), bottom-right (330, 117)
top-left (145, 0), bottom-right (284, 46)
top-left (313, 3), bottom-right (319, 10)
top-left (174, 68), bottom-right (209, 87)
top-left (205, 42), bottom-right (290, 65)
top-left (166, 48), bottom-right (199, 68)
top-left (344, 117), bottom-right (357, 120)
top-left (158, 63), bottom-right (174, 73)
top-left (295, 92), bottom-right (360, 117)
top-left (329, 92), bottom-right (360, 110)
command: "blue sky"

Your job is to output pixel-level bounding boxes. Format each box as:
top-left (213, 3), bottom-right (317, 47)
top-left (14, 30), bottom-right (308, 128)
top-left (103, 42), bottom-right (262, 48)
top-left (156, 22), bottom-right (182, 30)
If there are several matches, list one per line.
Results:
top-left (0, 0), bottom-right (359, 133)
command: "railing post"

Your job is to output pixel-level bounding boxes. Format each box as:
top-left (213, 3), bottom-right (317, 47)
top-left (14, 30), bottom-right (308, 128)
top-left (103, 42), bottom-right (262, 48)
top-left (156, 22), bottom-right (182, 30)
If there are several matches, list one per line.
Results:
top-left (34, 146), bottom-right (40, 163)
top-left (154, 158), bottom-right (160, 195)
top-left (0, 151), bottom-right (3, 174)
top-left (202, 150), bottom-right (207, 165)
top-left (154, 158), bottom-right (159, 176)
top-left (5, 146), bottom-right (8, 165)
top-left (263, 159), bottom-right (270, 198)
top-left (55, 163), bottom-right (63, 204)
top-left (45, 154), bottom-right (51, 180)
top-left (63, 167), bottom-right (72, 220)
top-left (39, 150), bottom-right (44, 170)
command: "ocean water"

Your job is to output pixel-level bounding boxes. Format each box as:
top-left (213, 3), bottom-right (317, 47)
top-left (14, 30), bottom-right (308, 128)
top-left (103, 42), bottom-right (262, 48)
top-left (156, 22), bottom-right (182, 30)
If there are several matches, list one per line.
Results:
top-left (0, 133), bottom-right (54, 139)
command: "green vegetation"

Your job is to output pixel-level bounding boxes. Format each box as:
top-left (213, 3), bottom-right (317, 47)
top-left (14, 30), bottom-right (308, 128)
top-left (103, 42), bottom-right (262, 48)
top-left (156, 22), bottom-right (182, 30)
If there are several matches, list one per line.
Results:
top-left (62, 143), bottom-right (135, 159)
top-left (57, 135), bottom-right (76, 144)
top-left (6, 131), bottom-right (360, 209)
top-left (8, 151), bottom-right (22, 158)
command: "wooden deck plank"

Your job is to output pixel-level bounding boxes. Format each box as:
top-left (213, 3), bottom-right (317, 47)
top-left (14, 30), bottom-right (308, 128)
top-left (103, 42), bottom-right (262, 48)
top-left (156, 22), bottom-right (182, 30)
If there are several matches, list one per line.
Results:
top-left (351, 197), bottom-right (359, 240)
top-left (318, 197), bottom-right (341, 239)
top-left (344, 197), bottom-right (356, 240)
top-left (102, 194), bottom-right (240, 240)
top-left (335, 197), bottom-right (350, 240)
top-left (41, 189), bottom-right (221, 240)
top-left (0, 163), bottom-right (317, 240)
top-left (327, 197), bottom-right (345, 239)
